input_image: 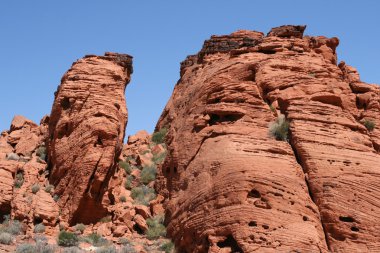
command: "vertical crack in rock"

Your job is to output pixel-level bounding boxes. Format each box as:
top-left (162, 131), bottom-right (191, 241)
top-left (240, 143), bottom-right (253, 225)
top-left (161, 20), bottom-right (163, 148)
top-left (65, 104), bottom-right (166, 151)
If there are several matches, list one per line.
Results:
top-left (48, 52), bottom-right (132, 225)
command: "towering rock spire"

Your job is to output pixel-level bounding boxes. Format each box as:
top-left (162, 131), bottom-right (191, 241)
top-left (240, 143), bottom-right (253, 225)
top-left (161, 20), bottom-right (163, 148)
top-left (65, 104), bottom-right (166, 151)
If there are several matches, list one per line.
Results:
top-left (48, 52), bottom-right (133, 224)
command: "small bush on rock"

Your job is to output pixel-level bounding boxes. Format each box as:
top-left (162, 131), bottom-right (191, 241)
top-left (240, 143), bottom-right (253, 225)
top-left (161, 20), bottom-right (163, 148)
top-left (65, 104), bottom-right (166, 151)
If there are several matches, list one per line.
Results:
top-left (31, 184), bottom-right (40, 194)
top-left (34, 223), bottom-right (45, 233)
top-left (119, 161), bottom-right (131, 174)
top-left (16, 242), bottom-right (55, 253)
top-left (74, 223), bottom-right (85, 233)
top-left (58, 231), bottom-right (79, 247)
top-left (124, 175), bottom-right (134, 190)
top-left (269, 114), bottom-right (290, 141)
top-left (131, 185), bottom-right (156, 206)
top-left (36, 146), bottom-right (47, 161)
top-left (140, 166), bottom-right (157, 185)
top-left (120, 245), bottom-right (136, 253)
top-left (95, 246), bottom-right (117, 253)
top-left (6, 153), bottom-right (19, 161)
top-left (0, 232), bottom-right (12, 245)
top-left (119, 196), bottom-right (127, 202)
top-left (146, 215), bottom-right (166, 240)
top-left (152, 128), bottom-right (168, 144)
top-left (63, 247), bottom-right (83, 253)
top-left (45, 184), bottom-right (54, 193)
top-left (53, 194), bottom-right (59, 202)
top-left (14, 172), bottom-right (24, 188)
top-left (363, 119), bottom-right (375, 131)
top-left (1, 219), bottom-right (22, 235)
top-left (152, 152), bottom-right (166, 164)
top-left (99, 216), bottom-right (112, 223)
top-left (160, 241), bottom-right (175, 253)
top-left (82, 233), bottom-right (108, 247)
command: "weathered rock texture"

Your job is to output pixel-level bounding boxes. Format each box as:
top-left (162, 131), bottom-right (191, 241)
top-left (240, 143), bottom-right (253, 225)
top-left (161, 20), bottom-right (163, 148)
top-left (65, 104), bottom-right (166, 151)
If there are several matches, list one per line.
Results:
top-left (0, 115), bottom-right (59, 235)
top-left (156, 25), bottom-right (380, 252)
top-left (48, 52), bottom-right (133, 225)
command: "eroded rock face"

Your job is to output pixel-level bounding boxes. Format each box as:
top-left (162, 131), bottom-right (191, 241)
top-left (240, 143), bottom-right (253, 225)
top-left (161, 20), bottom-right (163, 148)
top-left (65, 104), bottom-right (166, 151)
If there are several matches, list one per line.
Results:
top-left (48, 52), bottom-right (133, 225)
top-left (157, 25), bottom-right (380, 252)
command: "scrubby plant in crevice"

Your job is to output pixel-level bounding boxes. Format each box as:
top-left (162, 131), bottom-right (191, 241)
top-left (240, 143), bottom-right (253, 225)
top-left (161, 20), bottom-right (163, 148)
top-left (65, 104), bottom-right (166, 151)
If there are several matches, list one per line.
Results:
top-left (34, 223), bottom-right (45, 233)
top-left (124, 175), bottom-right (135, 190)
top-left (36, 146), bottom-right (47, 161)
top-left (31, 184), bottom-right (40, 194)
top-left (363, 119), bottom-right (375, 131)
top-left (140, 166), bottom-right (157, 185)
top-left (152, 127), bottom-right (168, 144)
top-left (269, 114), bottom-right (290, 141)
top-left (45, 184), bottom-right (54, 193)
top-left (131, 185), bottom-right (156, 206)
top-left (152, 152), bottom-right (167, 164)
top-left (74, 223), bottom-right (85, 233)
top-left (146, 215), bottom-right (166, 240)
top-left (14, 172), bottom-right (24, 188)
top-left (119, 160), bottom-right (131, 174)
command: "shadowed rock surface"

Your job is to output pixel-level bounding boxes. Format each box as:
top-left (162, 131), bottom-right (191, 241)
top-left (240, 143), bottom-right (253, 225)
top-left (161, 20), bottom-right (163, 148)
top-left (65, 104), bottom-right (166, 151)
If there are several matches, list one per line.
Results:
top-left (156, 25), bottom-right (380, 252)
top-left (48, 52), bottom-right (133, 225)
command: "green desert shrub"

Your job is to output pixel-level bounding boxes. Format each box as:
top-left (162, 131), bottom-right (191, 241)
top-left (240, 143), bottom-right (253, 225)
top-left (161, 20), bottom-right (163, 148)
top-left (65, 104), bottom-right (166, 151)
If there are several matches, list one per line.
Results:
top-left (363, 119), bottom-right (375, 131)
top-left (269, 114), bottom-right (290, 141)
top-left (31, 184), bottom-right (40, 194)
top-left (99, 216), bottom-right (112, 223)
top-left (45, 184), bottom-right (54, 193)
top-left (119, 161), bottom-right (131, 174)
top-left (152, 128), bottom-right (168, 144)
top-left (0, 232), bottom-right (12, 245)
top-left (95, 246), bottom-right (117, 253)
top-left (16, 243), bottom-right (34, 253)
top-left (146, 215), bottom-right (166, 240)
top-left (63, 247), bottom-right (83, 253)
top-left (36, 146), bottom-right (47, 161)
top-left (124, 175), bottom-right (134, 190)
top-left (120, 245), bottom-right (137, 253)
top-left (53, 194), bottom-right (59, 202)
top-left (81, 233), bottom-right (108, 247)
top-left (16, 242), bottom-right (55, 253)
top-left (119, 196), bottom-right (127, 202)
top-left (34, 223), bottom-right (45, 233)
top-left (74, 223), bottom-right (85, 233)
top-left (160, 241), bottom-right (175, 253)
top-left (131, 185), bottom-right (156, 206)
top-left (152, 152), bottom-right (166, 164)
top-left (140, 166), bottom-right (157, 185)
top-left (14, 172), bottom-right (24, 188)
top-left (0, 219), bottom-right (22, 235)
top-left (57, 231), bottom-right (79, 247)
top-left (6, 153), bottom-right (19, 161)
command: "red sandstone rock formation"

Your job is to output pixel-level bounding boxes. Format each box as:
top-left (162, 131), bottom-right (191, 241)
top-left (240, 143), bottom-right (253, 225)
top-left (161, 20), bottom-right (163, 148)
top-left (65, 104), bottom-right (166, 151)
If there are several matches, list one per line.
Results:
top-left (0, 115), bottom-right (58, 235)
top-left (156, 25), bottom-right (380, 252)
top-left (47, 52), bottom-right (133, 225)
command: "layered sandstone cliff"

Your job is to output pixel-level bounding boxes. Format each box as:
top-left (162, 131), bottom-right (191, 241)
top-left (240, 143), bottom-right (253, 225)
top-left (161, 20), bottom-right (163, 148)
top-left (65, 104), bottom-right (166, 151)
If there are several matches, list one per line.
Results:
top-left (156, 25), bottom-right (380, 252)
top-left (47, 52), bottom-right (133, 225)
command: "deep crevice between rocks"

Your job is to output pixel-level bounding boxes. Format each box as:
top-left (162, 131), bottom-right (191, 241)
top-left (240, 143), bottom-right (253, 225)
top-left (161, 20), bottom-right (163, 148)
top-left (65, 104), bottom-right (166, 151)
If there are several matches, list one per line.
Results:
top-left (258, 80), bottom-right (332, 250)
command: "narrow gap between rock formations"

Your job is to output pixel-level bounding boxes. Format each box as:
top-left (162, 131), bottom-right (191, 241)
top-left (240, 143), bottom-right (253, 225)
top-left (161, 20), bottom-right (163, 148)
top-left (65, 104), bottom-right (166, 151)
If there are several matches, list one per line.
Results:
top-left (257, 82), bottom-right (332, 250)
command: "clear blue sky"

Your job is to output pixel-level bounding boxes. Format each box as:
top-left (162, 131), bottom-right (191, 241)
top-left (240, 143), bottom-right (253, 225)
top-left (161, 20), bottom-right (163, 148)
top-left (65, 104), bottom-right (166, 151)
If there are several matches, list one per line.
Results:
top-left (1, 1), bottom-right (379, 137)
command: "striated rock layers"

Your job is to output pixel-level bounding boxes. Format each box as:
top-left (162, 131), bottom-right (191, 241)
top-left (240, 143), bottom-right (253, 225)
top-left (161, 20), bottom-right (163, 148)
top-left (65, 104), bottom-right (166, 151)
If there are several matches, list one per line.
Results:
top-left (48, 52), bottom-right (133, 225)
top-left (156, 25), bottom-right (380, 252)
